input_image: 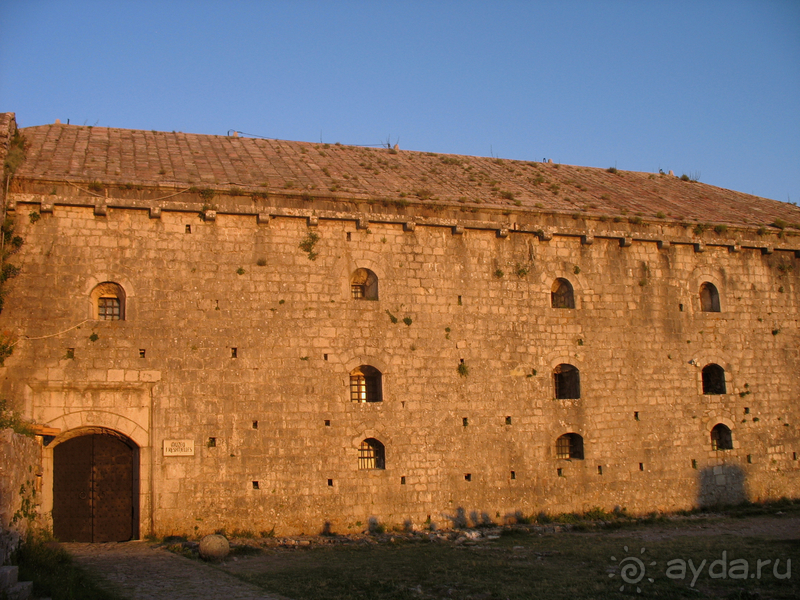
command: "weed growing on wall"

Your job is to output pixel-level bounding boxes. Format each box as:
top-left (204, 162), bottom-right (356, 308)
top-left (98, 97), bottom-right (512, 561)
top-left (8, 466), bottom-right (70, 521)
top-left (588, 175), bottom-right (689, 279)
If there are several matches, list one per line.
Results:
top-left (0, 129), bottom-right (25, 333)
top-left (0, 399), bottom-right (33, 435)
top-left (299, 231), bottom-right (320, 260)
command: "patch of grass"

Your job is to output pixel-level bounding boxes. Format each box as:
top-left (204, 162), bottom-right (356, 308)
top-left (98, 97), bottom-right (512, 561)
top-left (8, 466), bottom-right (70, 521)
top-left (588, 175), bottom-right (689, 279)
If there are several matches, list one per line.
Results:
top-left (402, 317), bottom-right (412, 326)
top-left (224, 515), bottom-right (800, 600)
top-left (385, 310), bottom-right (398, 324)
top-left (87, 181), bottom-right (103, 193)
top-left (494, 269), bottom-right (504, 278)
top-left (14, 536), bottom-right (124, 600)
top-left (457, 362), bottom-right (469, 377)
top-left (236, 267), bottom-right (245, 275)
top-left (29, 211), bottom-right (41, 224)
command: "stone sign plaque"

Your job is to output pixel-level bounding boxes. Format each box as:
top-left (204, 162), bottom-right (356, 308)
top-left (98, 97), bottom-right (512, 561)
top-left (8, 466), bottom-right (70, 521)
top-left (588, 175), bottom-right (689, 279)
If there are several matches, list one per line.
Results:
top-left (163, 439), bottom-right (195, 456)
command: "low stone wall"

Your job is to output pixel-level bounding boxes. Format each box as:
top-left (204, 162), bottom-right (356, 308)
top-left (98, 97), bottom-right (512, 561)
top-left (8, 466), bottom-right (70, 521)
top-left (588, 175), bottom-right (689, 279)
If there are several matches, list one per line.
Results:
top-left (0, 428), bottom-right (41, 563)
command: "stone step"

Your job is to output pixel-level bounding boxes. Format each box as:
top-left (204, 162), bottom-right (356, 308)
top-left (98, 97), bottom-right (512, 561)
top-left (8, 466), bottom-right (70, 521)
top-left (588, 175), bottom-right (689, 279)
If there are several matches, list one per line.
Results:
top-left (6, 580), bottom-right (33, 600)
top-left (0, 565), bottom-right (19, 588)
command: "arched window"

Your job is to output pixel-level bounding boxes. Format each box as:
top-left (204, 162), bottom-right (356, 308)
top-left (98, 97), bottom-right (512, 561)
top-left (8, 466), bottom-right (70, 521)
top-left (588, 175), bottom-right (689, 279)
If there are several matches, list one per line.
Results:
top-left (711, 424), bottom-right (733, 451)
top-left (551, 278), bottom-right (575, 309)
top-left (91, 282), bottom-right (126, 321)
top-left (554, 364), bottom-right (580, 399)
top-left (351, 268), bottom-right (378, 300)
top-left (702, 364), bottom-right (726, 395)
top-left (358, 438), bottom-right (385, 469)
top-left (350, 365), bottom-right (382, 402)
top-left (555, 433), bottom-right (584, 460)
top-left (700, 282), bottom-right (720, 312)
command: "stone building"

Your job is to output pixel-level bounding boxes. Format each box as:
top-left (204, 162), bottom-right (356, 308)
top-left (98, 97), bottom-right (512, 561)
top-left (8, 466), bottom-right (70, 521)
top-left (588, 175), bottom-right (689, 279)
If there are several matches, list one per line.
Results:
top-left (0, 112), bottom-right (798, 541)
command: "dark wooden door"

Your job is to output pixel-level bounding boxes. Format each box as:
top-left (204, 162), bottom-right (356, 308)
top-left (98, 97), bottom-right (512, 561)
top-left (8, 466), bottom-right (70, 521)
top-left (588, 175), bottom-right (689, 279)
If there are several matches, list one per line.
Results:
top-left (53, 434), bottom-right (134, 542)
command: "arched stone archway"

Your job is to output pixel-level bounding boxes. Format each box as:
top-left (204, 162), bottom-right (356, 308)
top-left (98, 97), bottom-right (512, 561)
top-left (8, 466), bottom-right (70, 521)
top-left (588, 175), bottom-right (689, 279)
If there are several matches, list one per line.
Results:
top-left (52, 429), bottom-right (139, 542)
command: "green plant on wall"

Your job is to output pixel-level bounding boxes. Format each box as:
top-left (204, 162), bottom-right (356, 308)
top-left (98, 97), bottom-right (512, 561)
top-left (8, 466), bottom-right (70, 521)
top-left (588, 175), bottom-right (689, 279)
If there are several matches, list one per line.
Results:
top-left (299, 231), bottom-right (320, 260)
top-left (0, 331), bottom-right (14, 365)
top-left (11, 478), bottom-right (38, 528)
top-left (457, 362), bottom-right (469, 377)
top-left (1, 131), bottom-right (26, 323)
top-left (0, 399), bottom-right (33, 435)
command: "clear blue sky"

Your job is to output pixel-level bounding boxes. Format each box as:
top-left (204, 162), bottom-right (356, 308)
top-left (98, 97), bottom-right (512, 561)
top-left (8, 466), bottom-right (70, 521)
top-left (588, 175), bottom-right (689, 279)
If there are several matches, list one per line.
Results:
top-left (1, 0), bottom-right (798, 203)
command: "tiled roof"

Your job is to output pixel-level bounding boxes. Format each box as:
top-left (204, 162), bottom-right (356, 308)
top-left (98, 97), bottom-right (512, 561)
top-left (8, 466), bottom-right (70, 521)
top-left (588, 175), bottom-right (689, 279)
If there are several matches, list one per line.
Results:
top-left (13, 122), bottom-right (800, 229)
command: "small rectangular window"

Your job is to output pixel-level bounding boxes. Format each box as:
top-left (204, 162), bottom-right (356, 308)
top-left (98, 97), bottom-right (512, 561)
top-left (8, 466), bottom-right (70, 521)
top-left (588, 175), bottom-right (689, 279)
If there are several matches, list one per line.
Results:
top-left (324, 419), bottom-right (331, 427)
top-left (634, 411), bottom-right (639, 421)
top-left (457, 295), bottom-right (462, 306)
top-left (557, 468), bottom-right (563, 477)
top-left (691, 459), bottom-right (697, 469)
top-left (462, 417), bottom-right (468, 427)
top-left (139, 349), bottom-right (146, 358)
top-left (505, 416), bottom-right (512, 425)
top-left (186, 224), bottom-right (192, 233)
top-left (231, 347), bottom-right (238, 358)
top-left (510, 471), bottom-right (516, 479)
top-left (744, 407), bottom-right (750, 414)
top-left (327, 478), bottom-right (333, 486)
top-left (639, 463), bottom-right (644, 471)
top-left (464, 473), bottom-right (471, 481)
top-left (208, 437), bottom-right (216, 447)
top-left (400, 476), bottom-right (406, 485)
top-left (597, 465), bottom-right (603, 475)
top-left (252, 421), bottom-right (258, 429)
top-left (65, 348), bottom-right (75, 359)
top-left (252, 481), bottom-right (259, 490)
top-left (747, 455), bottom-right (752, 464)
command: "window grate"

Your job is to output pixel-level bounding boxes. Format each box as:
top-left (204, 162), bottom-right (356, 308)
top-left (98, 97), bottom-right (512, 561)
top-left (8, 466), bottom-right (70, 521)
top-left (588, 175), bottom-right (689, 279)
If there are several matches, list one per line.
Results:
top-left (98, 297), bottom-right (120, 320)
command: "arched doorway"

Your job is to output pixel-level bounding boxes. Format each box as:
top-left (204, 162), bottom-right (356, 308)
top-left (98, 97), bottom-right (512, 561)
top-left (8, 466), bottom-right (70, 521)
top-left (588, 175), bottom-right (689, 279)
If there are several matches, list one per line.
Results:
top-left (53, 431), bottom-right (138, 542)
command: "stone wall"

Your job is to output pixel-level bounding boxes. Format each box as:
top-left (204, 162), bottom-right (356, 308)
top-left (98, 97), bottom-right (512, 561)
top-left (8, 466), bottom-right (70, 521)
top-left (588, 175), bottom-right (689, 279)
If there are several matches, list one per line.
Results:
top-left (0, 429), bottom-right (41, 563)
top-left (0, 190), bottom-right (797, 536)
